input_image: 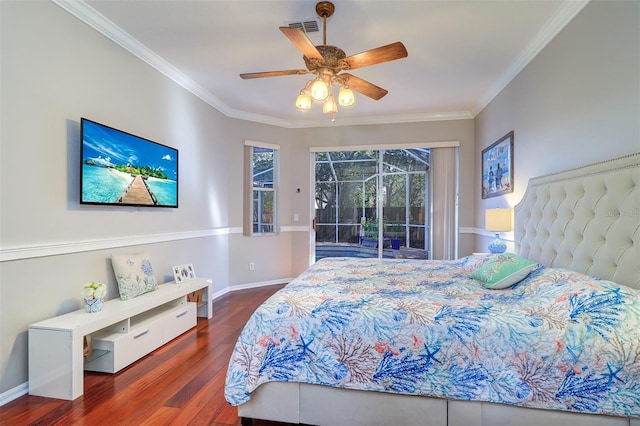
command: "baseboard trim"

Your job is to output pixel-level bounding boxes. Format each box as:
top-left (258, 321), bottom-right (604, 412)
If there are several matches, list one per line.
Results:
top-left (211, 278), bottom-right (292, 301)
top-left (214, 279), bottom-right (293, 300)
top-left (0, 382), bottom-right (28, 407)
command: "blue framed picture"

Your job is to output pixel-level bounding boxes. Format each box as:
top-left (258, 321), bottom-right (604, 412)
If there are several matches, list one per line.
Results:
top-left (482, 131), bottom-right (514, 199)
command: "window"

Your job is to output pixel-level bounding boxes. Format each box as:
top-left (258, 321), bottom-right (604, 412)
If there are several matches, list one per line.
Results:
top-left (244, 140), bottom-right (279, 235)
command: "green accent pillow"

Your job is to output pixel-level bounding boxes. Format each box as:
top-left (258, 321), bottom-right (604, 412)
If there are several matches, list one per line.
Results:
top-left (471, 253), bottom-right (536, 289)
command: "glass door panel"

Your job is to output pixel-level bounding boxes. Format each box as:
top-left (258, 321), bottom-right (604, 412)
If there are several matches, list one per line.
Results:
top-left (382, 169), bottom-right (406, 250)
top-left (408, 171), bottom-right (428, 250)
top-left (382, 149), bottom-right (429, 255)
top-left (314, 148), bottom-right (429, 260)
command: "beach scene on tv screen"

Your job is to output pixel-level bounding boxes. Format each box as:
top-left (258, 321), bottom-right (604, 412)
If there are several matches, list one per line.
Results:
top-left (82, 120), bottom-right (178, 207)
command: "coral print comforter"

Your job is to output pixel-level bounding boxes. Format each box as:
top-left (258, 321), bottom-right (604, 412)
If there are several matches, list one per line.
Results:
top-left (224, 256), bottom-right (640, 417)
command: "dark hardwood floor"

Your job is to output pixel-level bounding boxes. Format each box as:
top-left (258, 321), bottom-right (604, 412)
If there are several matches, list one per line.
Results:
top-left (1, 285), bottom-right (289, 426)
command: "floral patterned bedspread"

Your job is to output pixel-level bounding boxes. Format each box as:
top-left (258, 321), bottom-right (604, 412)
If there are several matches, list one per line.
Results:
top-left (224, 256), bottom-right (640, 417)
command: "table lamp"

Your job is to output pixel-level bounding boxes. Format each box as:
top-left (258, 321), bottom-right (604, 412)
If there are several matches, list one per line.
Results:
top-left (485, 208), bottom-right (512, 253)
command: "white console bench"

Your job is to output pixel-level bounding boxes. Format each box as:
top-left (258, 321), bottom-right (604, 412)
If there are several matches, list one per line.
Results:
top-left (28, 278), bottom-right (212, 400)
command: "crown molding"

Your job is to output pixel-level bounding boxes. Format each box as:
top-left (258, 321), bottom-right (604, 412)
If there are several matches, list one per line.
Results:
top-left (472, 0), bottom-right (590, 116)
top-left (229, 110), bottom-right (474, 129)
top-left (52, 0), bottom-right (473, 128)
top-left (54, 0), bottom-right (585, 126)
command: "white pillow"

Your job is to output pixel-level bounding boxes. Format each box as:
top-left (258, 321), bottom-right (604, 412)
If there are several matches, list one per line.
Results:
top-left (111, 252), bottom-right (158, 300)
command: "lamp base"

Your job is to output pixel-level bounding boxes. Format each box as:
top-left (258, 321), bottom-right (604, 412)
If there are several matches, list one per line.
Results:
top-left (488, 233), bottom-right (507, 254)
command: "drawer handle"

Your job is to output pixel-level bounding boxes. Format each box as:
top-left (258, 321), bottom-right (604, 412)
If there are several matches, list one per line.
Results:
top-left (133, 329), bottom-right (149, 339)
top-left (176, 310), bottom-right (188, 318)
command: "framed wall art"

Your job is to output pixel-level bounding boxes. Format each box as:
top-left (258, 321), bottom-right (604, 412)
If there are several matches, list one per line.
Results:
top-left (482, 131), bottom-right (514, 199)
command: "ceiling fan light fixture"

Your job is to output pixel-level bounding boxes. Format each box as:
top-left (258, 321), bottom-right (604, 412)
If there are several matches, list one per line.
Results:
top-left (311, 78), bottom-right (329, 101)
top-left (338, 85), bottom-right (355, 107)
top-left (242, 2), bottom-right (407, 119)
top-left (322, 94), bottom-right (338, 114)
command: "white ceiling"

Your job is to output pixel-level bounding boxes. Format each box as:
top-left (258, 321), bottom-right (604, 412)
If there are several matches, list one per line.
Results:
top-left (57, 0), bottom-right (588, 128)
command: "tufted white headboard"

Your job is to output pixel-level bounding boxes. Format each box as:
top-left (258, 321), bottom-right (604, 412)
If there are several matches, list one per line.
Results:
top-left (514, 152), bottom-right (639, 290)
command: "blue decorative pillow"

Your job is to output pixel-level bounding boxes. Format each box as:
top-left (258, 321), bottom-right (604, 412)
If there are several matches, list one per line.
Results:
top-left (470, 253), bottom-right (536, 289)
top-left (111, 252), bottom-right (158, 300)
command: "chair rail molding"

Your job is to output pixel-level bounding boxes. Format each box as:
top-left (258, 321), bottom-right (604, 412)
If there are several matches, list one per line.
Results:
top-left (0, 228), bottom-right (227, 262)
top-left (1, 226), bottom-right (315, 262)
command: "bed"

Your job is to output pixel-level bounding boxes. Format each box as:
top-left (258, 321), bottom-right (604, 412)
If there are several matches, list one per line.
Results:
top-left (225, 152), bottom-right (640, 426)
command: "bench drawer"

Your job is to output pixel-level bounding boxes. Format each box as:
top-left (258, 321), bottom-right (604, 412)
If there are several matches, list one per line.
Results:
top-left (85, 302), bottom-right (196, 373)
top-left (162, 302), bottom-right (197, 342)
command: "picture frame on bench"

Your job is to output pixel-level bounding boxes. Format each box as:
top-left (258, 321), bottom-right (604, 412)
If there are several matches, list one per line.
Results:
top-left (173, 264), bottom-right (196, 283)
top-left (173, 264), bottom-right (204, 307)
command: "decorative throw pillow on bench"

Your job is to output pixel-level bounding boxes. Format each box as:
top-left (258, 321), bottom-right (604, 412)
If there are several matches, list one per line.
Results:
top-left (111, 252), bottom-right (158, 300)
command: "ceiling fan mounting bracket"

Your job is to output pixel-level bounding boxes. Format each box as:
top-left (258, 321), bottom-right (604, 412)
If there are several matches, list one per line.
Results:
top-left (315, 2), bottom-right (335, 19)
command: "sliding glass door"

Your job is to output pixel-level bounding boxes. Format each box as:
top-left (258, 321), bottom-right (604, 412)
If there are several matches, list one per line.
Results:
top-left (314, 148), bottom-right (430, 260)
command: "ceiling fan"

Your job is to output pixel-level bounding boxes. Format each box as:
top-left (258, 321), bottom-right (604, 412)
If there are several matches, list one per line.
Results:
top-left (240, 1), bottom-right (408, 114)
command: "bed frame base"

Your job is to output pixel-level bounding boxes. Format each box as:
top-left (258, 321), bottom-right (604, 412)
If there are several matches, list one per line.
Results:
top-left (238, 382), bottom-right (638, 426)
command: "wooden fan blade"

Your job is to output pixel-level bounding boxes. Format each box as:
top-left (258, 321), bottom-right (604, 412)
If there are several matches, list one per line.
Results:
top-left (240, 69), bottom-right (308, 79)
top-left (344, 42), bottom-right (408, 70)
top-left (279, 27), bottom-right (323, 60)
top-left (341, 73), bottom-right (388, 100)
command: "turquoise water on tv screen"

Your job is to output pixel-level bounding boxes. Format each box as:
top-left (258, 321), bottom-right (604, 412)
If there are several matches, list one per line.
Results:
top-left (146, 177), bottom-right (178, 206)
top-left (82, 164), bottom-right (177, 206)
top-left (82, 165), bottom-right (132, 203)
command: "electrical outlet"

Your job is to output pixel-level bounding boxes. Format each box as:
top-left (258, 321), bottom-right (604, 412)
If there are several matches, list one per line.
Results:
top-left (249, 262), bottom-right (255, 271)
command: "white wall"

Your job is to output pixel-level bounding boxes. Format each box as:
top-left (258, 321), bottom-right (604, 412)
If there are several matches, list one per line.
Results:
top-left (474, 0), bottom-right (640, 252)
top-left (0, 0), bottom-right (241, 395)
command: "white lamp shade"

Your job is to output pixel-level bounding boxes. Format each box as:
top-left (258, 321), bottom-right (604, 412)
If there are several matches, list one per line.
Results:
top-left (322, 94), bottom-right (338, 114)
top-left (311, 79), bottom-right (329, 101)
top-left (338, 86), bottom-right (355, 107)
top-left (485, 208), bottom-right (512, 232)
top-left (295, 91), bottom-right (312, 110)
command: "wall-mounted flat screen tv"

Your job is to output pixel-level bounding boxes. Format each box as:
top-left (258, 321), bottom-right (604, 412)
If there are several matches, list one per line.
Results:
top-left (80, 118), bottom-right (178, 207)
